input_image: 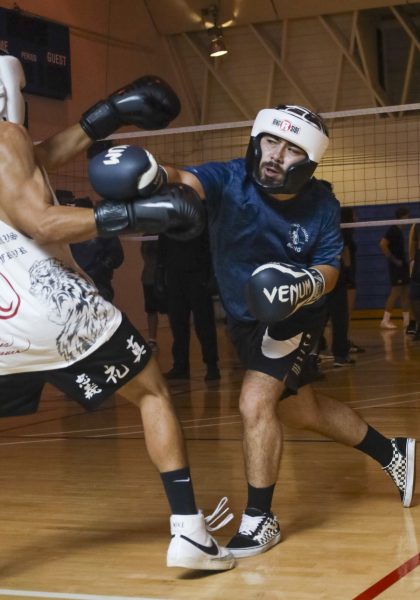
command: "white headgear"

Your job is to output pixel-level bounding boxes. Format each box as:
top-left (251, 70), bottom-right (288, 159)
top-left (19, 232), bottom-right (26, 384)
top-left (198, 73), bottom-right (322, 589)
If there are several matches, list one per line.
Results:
top-left (0, 54), bottom-right (26, 125)
top-left (246, 105), bottom-right (329, 194)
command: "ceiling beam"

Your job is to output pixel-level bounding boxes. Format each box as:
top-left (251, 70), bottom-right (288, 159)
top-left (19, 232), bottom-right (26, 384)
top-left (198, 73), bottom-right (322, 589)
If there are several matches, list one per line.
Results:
top-left (331, 12), bottom-right (358, 111)
top-left (354, 11), bottom-right (382, 107)
top-left (400, 40), bottom-right (416, 106)
top-left (248, 23), bottom-right (319, 109)
top-left (164, 36), bottom-right (200, 124)
top-left (182, 32), bottom-right (253, 119)
top-left (318, 14), bottom-right (392, 107)
top-left (389, 5), bottom-right (420, 52)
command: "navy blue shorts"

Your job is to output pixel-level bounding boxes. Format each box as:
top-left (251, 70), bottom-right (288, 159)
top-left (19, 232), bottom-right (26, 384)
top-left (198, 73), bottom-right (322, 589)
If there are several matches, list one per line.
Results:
top-left (226, 305), bottom-right (326, 398)
top-left (0, 314), bottom-right (152, 417)
top-left (388, 262), bottom-right (410, 286)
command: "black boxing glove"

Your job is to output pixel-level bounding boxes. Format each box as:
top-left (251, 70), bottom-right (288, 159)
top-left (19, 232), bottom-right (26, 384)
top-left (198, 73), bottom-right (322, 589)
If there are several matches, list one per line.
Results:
top-left (80, 75), bottom-right (181, 140)
top-left (245, 262), bottom-right (325, 323)
top-left (94, 183), bottom-right (205, 241)
top-left (88, 145), bottom-right (167, 200)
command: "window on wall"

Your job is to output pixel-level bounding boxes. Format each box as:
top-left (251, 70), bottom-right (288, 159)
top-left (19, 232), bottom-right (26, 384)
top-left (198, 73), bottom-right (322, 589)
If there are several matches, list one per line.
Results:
top-left (376, 10), bottom-right (420, 105)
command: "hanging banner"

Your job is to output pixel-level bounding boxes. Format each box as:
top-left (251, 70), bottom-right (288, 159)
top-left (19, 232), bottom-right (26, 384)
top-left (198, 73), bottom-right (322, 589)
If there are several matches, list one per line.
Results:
top-left (0, 7), bottom-right (71, 100)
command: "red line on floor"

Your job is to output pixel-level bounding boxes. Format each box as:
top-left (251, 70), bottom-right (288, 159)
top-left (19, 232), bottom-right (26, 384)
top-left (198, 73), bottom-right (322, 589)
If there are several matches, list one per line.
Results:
top-left (353, 553), bottom-right (420, 600)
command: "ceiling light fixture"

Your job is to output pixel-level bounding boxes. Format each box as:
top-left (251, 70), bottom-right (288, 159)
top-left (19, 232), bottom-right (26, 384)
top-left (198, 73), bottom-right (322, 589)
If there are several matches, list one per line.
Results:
top-left (202, 4), bottom-right (228, 58)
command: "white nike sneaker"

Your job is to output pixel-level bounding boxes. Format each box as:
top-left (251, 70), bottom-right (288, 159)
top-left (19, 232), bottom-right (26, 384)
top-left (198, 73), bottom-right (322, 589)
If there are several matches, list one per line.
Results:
top-left (167, 511), bottom-right (235, 570)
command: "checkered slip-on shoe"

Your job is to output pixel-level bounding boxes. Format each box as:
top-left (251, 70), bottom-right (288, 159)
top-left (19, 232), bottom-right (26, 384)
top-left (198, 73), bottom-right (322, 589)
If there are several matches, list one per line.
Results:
top-left (382, 438), bottom-right (416, 507)
top-left (226, 508), bottom-right (281, 558)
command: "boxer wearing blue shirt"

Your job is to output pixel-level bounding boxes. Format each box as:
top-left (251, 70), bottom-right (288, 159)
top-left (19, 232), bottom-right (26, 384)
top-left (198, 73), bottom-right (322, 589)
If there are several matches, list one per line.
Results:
top-left (136, 104), bottom-right (416, 558)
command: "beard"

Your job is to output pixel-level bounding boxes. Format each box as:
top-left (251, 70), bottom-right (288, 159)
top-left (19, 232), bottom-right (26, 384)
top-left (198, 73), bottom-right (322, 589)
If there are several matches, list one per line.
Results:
top-left (258, 161), bottom-right (285, 185)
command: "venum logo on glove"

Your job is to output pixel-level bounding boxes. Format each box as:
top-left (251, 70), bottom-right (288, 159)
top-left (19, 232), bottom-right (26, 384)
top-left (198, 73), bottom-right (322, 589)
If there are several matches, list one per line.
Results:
top-left (263, 277), bottom-right (313, 305)
top-left (246, 262), bottom-right (325, 323)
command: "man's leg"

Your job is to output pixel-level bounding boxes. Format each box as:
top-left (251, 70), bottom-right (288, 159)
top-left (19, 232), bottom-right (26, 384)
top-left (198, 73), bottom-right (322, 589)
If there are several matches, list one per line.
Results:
top-left (166, 270), bottom-right (191, 377)
top-left (328, 281), bottom-right (353, 365)
top-left (118, 357), bottom-right (235, 570)
top-left (381, 287), bottom-right (399, 328)
top-left (278, 385), bottom-right (416, 507)
top-left (226, 370), bottom-right (283, 557)
top-left (189, 272), bottom-right (220, 380)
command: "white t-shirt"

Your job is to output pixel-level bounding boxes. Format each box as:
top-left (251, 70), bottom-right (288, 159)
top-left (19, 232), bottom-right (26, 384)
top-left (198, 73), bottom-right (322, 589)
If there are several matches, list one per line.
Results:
top-left (0, 218), bottom-right (122, 374)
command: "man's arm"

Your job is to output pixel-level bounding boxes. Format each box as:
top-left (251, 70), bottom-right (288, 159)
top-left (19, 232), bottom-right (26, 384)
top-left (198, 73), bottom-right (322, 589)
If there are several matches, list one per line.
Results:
top-left (379, 236), bottom-right (402, 266)
top-left (0, 123), bottom-right (97, 243)
top-left (164, 165), bottom-right (205, 198)
top-left (408, 224), bottom-right (416, 263)
top-left (35, 74), bottom-right (182, 173)
top-left (313, 264), bottom-right (339, 293)
top-left (34, 124), bottom-right (92, 172)
top-left (379, 237), bottom-right (390, 256)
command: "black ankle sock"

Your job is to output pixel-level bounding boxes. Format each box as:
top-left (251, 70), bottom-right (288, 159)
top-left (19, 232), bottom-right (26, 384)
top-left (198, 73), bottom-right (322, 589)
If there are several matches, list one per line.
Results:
top-left (354, 425), bottom-right (393, 467)
top-left (160, 467), bottom-right (197, 515)
top-left (246, 483), bottom-right (275, 514)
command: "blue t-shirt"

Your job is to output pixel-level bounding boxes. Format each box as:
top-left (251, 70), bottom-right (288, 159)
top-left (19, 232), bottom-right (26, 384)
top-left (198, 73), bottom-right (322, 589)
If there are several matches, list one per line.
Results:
top-left (185, 158), bottom-right (343, 322)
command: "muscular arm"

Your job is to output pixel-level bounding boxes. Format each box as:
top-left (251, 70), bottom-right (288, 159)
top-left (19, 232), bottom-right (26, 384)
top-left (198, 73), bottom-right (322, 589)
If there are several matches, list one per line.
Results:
top-left (164, 165), bottom-right (205, 198)
top-left (0, 123), bottom-right (97, 243)
top-left (34, 124), bottom-right (92, 172)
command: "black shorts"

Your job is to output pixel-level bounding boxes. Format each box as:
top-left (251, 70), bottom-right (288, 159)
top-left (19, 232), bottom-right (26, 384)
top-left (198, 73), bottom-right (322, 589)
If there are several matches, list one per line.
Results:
top-left (388, 262), bottom-right (410, 286)
top-left (0, 314), bottom-right (152, 417)
top-left (226, 305), bottom-right (326, 398)
top-left (143, 283), bottom-right (159, 314)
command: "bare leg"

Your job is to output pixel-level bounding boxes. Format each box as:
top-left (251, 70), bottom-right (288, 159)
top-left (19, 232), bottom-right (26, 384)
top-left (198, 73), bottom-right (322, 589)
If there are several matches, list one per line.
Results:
top-left (278, 384), bottom-right (367, 446)
top-left (120, 360), bottom-right (235, 570)
top-left (239, 370), bottom-right (284, 486)
top-left (118, 356), bottom-right (187, 471)
top-left (384, 286), bottom-right (400, 313)
top-left (400, 285), bottom-right (410, 312)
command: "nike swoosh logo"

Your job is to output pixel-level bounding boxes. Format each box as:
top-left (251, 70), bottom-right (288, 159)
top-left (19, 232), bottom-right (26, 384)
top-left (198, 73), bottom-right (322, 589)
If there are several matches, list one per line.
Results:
top-left (173, 478), bottom-right (191, 483)
top-left (181, 535), bottom-right (220, 556)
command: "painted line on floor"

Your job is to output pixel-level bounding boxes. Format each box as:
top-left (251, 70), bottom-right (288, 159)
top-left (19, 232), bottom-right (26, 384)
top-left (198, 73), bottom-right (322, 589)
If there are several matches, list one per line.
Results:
top-left (0, 590), bottom-right (168, 600)
top-left (20, 414), bottom-right (241, 437)
top-left (0, 419), bottom-right (243, 446)
top-left (353, 552), bottom-right (420, 599)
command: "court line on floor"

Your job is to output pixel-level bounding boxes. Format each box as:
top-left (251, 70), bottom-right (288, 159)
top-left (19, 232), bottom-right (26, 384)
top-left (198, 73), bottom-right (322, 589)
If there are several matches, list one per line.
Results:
top-left (352, 552), bottom-right (420, 599)
top-left (19, 415), bottom-right (240, 437)
top-left (1, 392), bottom-right (419, 445)
top-left (0, 419), bottom-right (243, 445)
top-left (0, 590), bottom-right (168, 600)
top-left (348, 390), bottom-right (420, 404)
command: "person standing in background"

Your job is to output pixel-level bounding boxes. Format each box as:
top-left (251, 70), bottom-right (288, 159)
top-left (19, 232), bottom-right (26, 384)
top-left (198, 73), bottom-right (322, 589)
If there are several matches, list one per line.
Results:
top-left (158, 228), bottom-right (221, 382)
top-left (141, 238), bottom-right (163, 352)
top-left (379, 207), bottom-right (411, 330)
top-left (408, 221), bottom-right (420, 340)
top-left (340, 206), bottom-right (364, 353)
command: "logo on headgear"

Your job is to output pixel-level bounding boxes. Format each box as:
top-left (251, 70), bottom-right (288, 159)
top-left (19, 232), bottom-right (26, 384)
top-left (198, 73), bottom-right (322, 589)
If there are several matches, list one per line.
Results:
top-left (272, 118), bottom-right (301, 134)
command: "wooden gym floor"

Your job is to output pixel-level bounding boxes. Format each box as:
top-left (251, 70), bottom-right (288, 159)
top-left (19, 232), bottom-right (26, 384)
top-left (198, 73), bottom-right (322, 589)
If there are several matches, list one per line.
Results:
top-left (0, 319), bottom-right (419, 600)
